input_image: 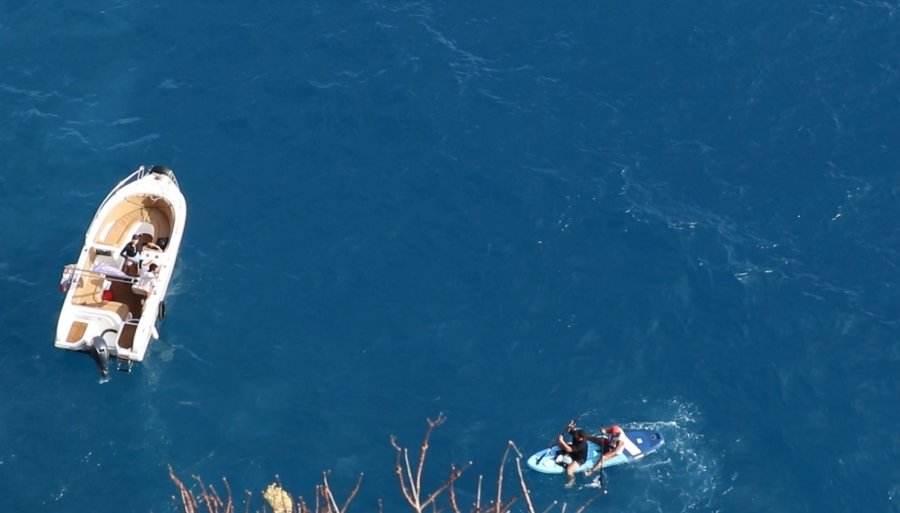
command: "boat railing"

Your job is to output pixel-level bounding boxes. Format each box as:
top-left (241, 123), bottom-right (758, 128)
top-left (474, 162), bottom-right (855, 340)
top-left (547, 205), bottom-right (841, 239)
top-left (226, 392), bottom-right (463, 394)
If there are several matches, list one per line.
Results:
top-left (69, 266), bottom-right (136, 285)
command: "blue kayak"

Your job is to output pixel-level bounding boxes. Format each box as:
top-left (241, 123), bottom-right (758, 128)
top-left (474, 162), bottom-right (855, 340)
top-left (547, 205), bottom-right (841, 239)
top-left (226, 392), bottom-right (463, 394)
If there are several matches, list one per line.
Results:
top-left (526, 429), bottom-right (664, 474)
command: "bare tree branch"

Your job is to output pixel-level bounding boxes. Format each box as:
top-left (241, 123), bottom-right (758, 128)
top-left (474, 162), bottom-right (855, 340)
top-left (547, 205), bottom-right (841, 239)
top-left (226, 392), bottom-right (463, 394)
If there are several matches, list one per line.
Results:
top-left (391, 413), bottom-right (457, 513)
top-left (475, 474), bottom-right (483, 512)
top-left (447, 464), bottom-right (462, 513)
top-left (404, 449), bottom-right (418, 507)
top-left (494, 442), bottom-right (512, 513)
top-left (321, 471), bottom-right (341, 513)
top-left (416, 413), bottom-right (446, 501)
top-left (169, 465), bottom-right (198, 513)
top-left (340, 473), bottom-right (364, 513)
top-left (508, 442), bottom-right (536, 513)
top-left (392, 436), bottom-right (418, 508)
top-left (418, 461), bottom-right (469, 511)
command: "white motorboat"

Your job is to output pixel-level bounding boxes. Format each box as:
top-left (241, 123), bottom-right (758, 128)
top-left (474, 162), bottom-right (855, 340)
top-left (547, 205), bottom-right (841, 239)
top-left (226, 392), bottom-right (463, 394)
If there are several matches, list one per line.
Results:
top-left (55, 165), bottom-right (186, 375)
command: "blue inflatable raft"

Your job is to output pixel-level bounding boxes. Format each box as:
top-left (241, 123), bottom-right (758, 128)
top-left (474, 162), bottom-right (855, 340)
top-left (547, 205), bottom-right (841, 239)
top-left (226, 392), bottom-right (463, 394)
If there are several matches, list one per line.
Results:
top-left (526, 429), bottom-right (664, 474)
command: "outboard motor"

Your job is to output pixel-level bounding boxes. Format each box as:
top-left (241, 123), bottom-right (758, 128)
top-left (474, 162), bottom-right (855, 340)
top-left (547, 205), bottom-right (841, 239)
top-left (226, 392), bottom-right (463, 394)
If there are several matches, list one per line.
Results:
top-left (89, 335), bottom-right (110, 380)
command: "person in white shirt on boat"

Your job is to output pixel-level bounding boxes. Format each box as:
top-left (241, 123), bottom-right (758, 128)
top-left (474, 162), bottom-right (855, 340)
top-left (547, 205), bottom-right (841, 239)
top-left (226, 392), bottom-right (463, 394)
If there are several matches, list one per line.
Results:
top-left (584, 424), bottom-right (624, 476)
top-left (135, 263), bottom-right (159, 295)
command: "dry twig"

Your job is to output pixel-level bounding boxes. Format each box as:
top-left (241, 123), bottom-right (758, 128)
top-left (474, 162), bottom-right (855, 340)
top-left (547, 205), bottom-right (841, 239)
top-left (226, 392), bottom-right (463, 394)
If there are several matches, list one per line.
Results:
top-left (509, 442), bottom-right (537, 513)
top-left (169, 465), bottom-right (198, 513)
top-left (390, 412), bottom-right (471, 513)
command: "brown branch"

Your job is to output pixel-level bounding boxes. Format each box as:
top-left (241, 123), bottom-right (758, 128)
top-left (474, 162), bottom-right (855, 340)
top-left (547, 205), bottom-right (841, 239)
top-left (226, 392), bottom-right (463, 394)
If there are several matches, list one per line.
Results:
top-left (296, 495), bottom-right (310, 513)
top-left (319, 470), bottom-right (364, 513)
top-left (392, 436), bottom-right (418, 508)
top-left (242, 490), bottom-right (251, 513)
top-left (321, 471), bottom-right (341, 513)
top-left (494, 442), bottom-right (513, 513)
top-left (222, 478), bottom-right (235, 513)
top-left (418, 461), bottom-right (470, 511)
top-left (404, 448), bottom-right (418, 506)
top-left (447, 465), bottom-right (461, 513)
top-left (169, 465), bottom-right (198, 513)
top-left (390, 413), bottom-right (471, 513)
top-left (192, 475), bottom-right (219, 513)
top-left (417, 413), bottom-right (446, 500)
top-left (340, 473), bottom-right (364, 513)
top-left (500, 497), bottom-right (521, 513)
top-left (508, 442), bottom-right (536, 513)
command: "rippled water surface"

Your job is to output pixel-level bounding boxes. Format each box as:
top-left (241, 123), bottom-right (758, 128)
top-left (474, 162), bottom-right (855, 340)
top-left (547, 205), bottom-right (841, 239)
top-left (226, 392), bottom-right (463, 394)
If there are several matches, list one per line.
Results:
top-left (1, 2), bottom-right (898, 512)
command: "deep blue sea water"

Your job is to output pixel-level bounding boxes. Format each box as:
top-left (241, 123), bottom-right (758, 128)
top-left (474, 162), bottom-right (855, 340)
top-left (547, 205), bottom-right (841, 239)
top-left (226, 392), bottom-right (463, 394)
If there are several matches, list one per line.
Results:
top-left (1, 1), bottom-right (899, 512)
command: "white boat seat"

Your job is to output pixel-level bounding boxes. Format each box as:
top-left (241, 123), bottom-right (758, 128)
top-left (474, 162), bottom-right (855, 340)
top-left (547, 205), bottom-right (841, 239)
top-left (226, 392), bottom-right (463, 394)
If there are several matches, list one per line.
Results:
top-left (98, 206), bottom-right (169, 247)
top-left (134, 221), bottom-right (155, 239)
top-left (71, 275), bottom-right (104, 305)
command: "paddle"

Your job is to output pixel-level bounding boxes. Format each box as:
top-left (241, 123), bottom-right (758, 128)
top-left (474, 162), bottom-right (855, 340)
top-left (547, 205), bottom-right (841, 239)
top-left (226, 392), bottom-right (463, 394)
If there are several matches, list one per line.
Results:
top-left (535, 412), bottom-right (586, 465)
top-left (594, 443), bottom-right (605, 488)
top-left (584, 427), bottom-right (610, 487)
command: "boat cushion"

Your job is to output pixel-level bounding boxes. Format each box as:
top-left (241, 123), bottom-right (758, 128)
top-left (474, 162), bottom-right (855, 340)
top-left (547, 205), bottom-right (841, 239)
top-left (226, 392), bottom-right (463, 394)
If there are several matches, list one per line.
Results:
top-left (99, 207), bottom-right (169, 247)
top-left (72, 275), bottom-right (104, 305)
top-left (94, 301), bottom-right (130, 320)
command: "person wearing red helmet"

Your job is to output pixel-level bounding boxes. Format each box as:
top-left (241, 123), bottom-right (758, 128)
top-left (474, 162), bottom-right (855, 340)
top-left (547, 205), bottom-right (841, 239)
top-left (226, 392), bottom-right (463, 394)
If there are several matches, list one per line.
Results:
top-left (584, 425), bottom-right (625, 477)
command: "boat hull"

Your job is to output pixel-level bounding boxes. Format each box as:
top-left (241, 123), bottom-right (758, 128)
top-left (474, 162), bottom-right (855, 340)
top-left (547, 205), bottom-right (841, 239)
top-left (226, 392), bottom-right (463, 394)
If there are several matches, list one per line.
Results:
top-left (55, 166), bottom-right (186, 364)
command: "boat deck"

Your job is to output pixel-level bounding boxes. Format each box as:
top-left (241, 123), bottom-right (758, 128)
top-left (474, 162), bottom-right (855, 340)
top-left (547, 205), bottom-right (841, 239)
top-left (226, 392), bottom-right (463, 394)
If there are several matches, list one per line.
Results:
top-left (107, 280), bottom-right (145, 350)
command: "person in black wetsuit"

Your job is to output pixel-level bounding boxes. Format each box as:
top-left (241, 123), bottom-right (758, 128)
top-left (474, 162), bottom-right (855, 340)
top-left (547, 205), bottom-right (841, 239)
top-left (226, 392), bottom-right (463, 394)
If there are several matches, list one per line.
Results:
top-left (556, 427), bottom-right (589, 487)
top-left (120, 235), bottom-right (140, 274)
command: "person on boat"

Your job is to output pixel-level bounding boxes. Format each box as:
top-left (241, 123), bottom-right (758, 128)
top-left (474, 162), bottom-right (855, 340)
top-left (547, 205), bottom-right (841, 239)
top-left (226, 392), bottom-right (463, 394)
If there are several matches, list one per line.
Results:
top-left (584, 425), bottom-right (624, 476)
top-left (120, 235), bottom-right (141, 274)
top-left (555, 425), bottom-right (589, 488)
top-left (135, 263), bottom-right (159, 295)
